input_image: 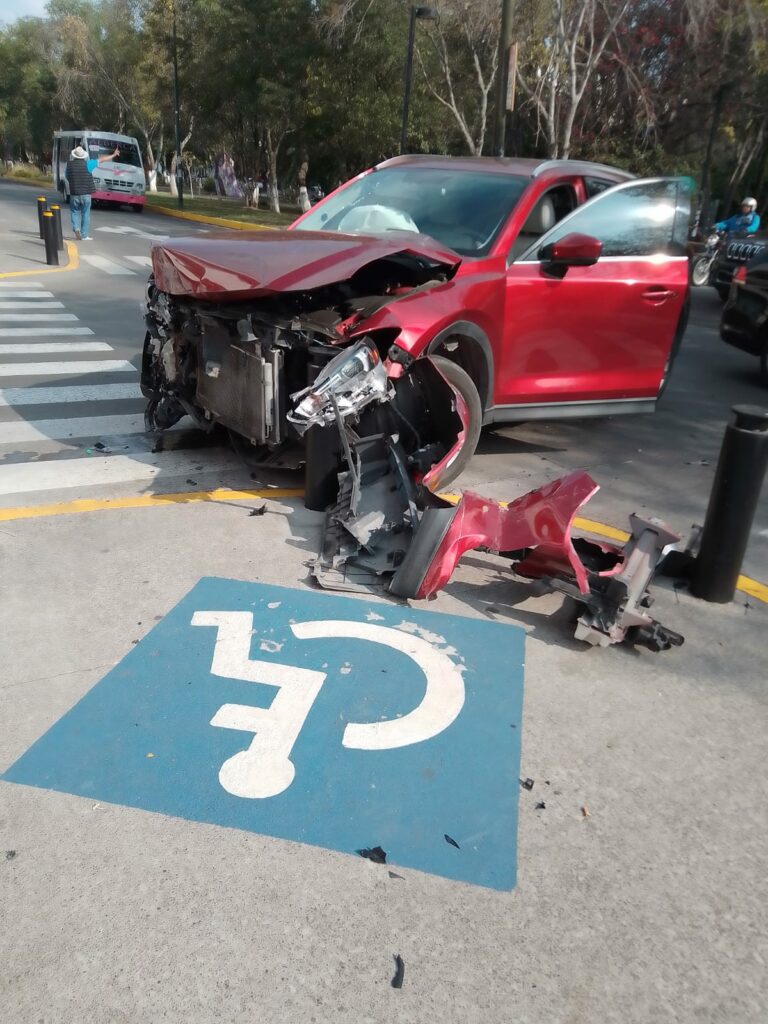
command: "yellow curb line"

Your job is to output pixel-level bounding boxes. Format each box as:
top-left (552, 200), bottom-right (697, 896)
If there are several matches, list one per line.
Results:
top-left (0, 239), bottom-right (79, 279)
top-left (146, 204), bottom-right (278, 231)
top-left (0, 487), bottom-right (304, 523)
top-left (0, 484), bottom-right (765, 604)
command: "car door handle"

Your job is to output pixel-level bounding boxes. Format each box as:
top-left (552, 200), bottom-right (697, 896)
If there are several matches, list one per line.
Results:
top-left (642, 287), bottom-right (677, 303)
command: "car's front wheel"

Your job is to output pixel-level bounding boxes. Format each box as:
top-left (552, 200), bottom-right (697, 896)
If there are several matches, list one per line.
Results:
top-left (427, 355), bottom-right (483, 487)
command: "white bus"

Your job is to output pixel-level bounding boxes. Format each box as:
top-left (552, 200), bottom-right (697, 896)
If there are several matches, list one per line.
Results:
top-left (53, 130), bottom-right (146, 212)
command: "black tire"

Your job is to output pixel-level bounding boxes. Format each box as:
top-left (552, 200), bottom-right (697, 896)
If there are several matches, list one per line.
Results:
top-left (428, 355), bottom-right (483, 487)
top-left (133, 203), bottom-right (144, 214)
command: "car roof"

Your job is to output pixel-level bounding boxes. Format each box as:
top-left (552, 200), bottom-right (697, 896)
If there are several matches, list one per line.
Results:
top-left (376, 154), bottom-right (633, 182)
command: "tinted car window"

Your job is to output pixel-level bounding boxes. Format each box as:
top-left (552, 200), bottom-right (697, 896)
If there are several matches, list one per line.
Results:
top-left (527, 179), bottom-right (691, 258)
top-left (298, 168), bottom-right (528, 257)
top-left (584, 176), bottom-right (613, 198)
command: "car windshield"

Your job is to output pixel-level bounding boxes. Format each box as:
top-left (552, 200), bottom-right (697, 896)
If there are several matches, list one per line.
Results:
top-left (87, 137), bottom-right (142, 168)
top-left (298, 167), bottom-right (528, 256)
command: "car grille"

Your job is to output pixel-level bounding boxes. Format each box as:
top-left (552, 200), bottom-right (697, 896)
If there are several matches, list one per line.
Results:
top-left (102, 178), bottom-right (131, 190)
top-left (726, 241), bottom-right (766, 262)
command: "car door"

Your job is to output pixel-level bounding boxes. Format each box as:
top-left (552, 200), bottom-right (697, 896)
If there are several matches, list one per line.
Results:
top-left (496, 177), bottom-right (691, 411)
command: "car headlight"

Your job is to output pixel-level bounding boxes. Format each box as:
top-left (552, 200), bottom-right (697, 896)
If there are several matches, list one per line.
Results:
top-left (133, 182), bottom-right (145, 193)
top-left (92, 175), bottom-right (102, 186)
top-left (707, 233), bottom-right (720, 245)
top-left (288, 338), bottom-right (389, 434)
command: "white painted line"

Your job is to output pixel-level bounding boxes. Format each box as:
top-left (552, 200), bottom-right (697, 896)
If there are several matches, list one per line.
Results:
top-left (0, 449), bottom-right (242, 496)
top-left (80, 255), bottom-right (136, 276)
top-left (0, 314), bottom-right (78, 322)
top-left (0, 301), bottom-right (65, 309)
top-left (126, 256), bottom-right (153, 268)
top-left (0, 291), bottom-right (56, 299)
top-left (0, 360), bottom-right (135, 377)
top-left (0, 342), bottom-right (112, 354)
top-left (0, 382), bottom-right (142, 406)
top-left (0, 414), bottom-right (148, 444)
top-left (0, 327), bottom-right (94, 337)
top-left (0, 281), bottom-right (45, 288)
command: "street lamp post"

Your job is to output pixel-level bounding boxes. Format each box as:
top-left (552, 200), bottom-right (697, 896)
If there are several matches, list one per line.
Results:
top-left (400, 5), bottom-right (437, 156)
top-left (172, 0), bottom-right (183, 209)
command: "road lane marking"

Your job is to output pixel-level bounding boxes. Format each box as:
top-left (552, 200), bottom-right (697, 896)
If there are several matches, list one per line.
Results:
top-left (0, 327), bottom-right (94, 337)
top-left (79, 255), bottom-right (136, 275)
top-left (0, 301), bottom-right (65, 309)
top-left (0, 414), bottom-right (148, 444)
top-left (0, 487), bottom-right (303, 521)
top-left (126, 255), bottom-right (153, 267)
top-left (0, 241), bottom-right (79, 279)
top-left (0, 342), bottom-right (111, 354)
top-left (0, 282), bottom-right (46, 288)
top-left (0, 449), bottom-right (243, 496)
top-left (0, 382), bottom-right (142, 405)
top-left (0, 314), bottom-right (79, 322)
top-left (0, 291), bottom-right (56, 298)
top-left (0, 359), bottom-right (134, 376)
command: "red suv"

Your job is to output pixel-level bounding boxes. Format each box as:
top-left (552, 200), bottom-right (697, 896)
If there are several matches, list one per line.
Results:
top-left (143, 155), bottom-right (691, 492)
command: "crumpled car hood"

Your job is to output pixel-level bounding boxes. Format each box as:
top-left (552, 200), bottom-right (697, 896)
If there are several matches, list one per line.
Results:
top-left (150, 229), bottom-right (461, 300)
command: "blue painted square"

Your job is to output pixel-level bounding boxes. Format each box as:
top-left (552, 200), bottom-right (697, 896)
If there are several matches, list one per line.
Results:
top-left (2, 578), bottom-right (525, 889)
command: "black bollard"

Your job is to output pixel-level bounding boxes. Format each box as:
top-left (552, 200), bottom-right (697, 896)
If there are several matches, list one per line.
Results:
top-left (36, 195), bottom-right (48, 238)
top-left (690, 405), bottom-right (768, 603)
top-left (50, 204), bottom-right (64, 251)
top-left (42, 211), bottom-right (59, 266)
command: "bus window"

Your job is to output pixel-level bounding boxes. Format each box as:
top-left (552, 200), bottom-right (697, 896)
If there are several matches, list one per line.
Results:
top-left (87, 137), bottom-right (142, 167)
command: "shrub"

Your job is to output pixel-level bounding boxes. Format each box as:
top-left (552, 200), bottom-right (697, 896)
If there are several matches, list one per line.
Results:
top-left (201, 176), bottom-right (216, 194)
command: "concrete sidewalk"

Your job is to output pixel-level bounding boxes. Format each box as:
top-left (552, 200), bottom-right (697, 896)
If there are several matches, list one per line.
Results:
top-left (1, 494), bottom-right (766, 1024)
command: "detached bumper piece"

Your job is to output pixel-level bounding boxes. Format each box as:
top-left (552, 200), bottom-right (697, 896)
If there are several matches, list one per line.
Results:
top-left (312, 435), bottom-right (683, 651)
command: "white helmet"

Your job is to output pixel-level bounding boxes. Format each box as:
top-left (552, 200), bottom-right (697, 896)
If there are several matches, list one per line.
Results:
top-left (742, 196), bottom-right (758, 210)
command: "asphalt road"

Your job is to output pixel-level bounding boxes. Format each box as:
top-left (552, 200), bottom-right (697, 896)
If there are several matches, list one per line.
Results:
top-left (1, 179), bottom-right (767, 1024)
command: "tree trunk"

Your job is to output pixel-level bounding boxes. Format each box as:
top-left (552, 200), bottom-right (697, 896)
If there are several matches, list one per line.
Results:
top-left (298, 149), bottom-right (310, 213)
top-left (147, 127), bottom-right (162, 193)
top-left (265, 127), bottom-right (280, 214)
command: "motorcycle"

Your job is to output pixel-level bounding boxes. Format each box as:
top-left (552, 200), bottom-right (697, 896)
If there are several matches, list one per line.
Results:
top-left (690, 230), bottom-right (724, 287)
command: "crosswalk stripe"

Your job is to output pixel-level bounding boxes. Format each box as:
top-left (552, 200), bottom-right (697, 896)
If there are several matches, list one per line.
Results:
top-left (0, 301), bottom-right (65, 309)
top-left (80, 255), bottom-right (136, 275)
top-left (0, 281), bottom-right (45, 288)
top-left (126, 255), bottom-right (153, 268)
top-left (0, 360), bottom-right (135, 377)
top-left (0, 414), bottom-right (148, 444)
top-left (0, 327), bottom-right (94, 337)
top-left (0, 449), bottom-right (241, 497)
top-left (0, 382), bottom-right (142, 406)
top-left (0, 291), bottom-right (56, 299)
top-left (0, 342), bottom-right (113, 354)
top-left (0, 314), bottom-right (79, 322)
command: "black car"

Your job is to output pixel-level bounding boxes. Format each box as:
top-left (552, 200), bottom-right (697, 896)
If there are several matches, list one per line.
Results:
top-left (720, 249), bottom-right (768, 382)
top-left (712, 232), bottom-right (768, 301)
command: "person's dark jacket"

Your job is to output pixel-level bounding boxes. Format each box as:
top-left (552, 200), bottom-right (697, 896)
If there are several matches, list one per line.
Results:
top-left (66, 156), bottom-right (95, 197)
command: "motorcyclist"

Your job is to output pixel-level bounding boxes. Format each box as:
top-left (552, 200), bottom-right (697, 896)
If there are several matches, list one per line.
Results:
top-left (715, 196), bottom-right (761, 234)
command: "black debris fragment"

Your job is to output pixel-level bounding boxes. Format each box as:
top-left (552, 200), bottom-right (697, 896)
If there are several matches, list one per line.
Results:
top-left (545, 780), bottom-right (551, 786)
top-left (388, 870), bottom-right (404, 880)
top-left (535, 801), bottom-right (546, 810)
top-left (249, 505), bottom-right (267, 517)
top-left (358, 845), bottom-right (387, 864)
top-left (186, 478), bottom-right (197, 486)
top-left (93, 441), bottom-right (110, 452)
top-left (5, 850), bottom-right (16, 860)
top-left (521, 778), bottom-right (535, 791)
top-left (444, 833), bottom-right (460, 849)
top-left (391, 954), bottom-right (405, 990)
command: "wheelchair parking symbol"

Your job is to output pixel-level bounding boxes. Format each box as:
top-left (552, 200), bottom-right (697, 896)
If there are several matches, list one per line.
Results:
top-left (193, 611), bottom-right (466, 799)
top-left (2, 578), bottom-right (525, 890)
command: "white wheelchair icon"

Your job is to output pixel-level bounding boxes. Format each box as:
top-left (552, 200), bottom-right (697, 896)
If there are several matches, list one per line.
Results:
top-left (192, 611), bottom-right (466, 799)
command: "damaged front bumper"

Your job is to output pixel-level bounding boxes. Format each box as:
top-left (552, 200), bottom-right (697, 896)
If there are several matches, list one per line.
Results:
top-left (311, 425), bottom-right (684, 652)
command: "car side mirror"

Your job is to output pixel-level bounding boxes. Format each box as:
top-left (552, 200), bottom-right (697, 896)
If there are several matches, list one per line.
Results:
top-left (539, 232), bottom-right (603, 278)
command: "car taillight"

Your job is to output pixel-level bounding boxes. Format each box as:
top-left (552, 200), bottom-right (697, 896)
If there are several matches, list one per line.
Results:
top-left (734, 265), bottom-right (748, 285)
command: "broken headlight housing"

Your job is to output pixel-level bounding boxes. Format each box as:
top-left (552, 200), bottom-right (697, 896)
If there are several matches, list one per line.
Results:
top-left (288, 338), bottom-right (389, 434)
